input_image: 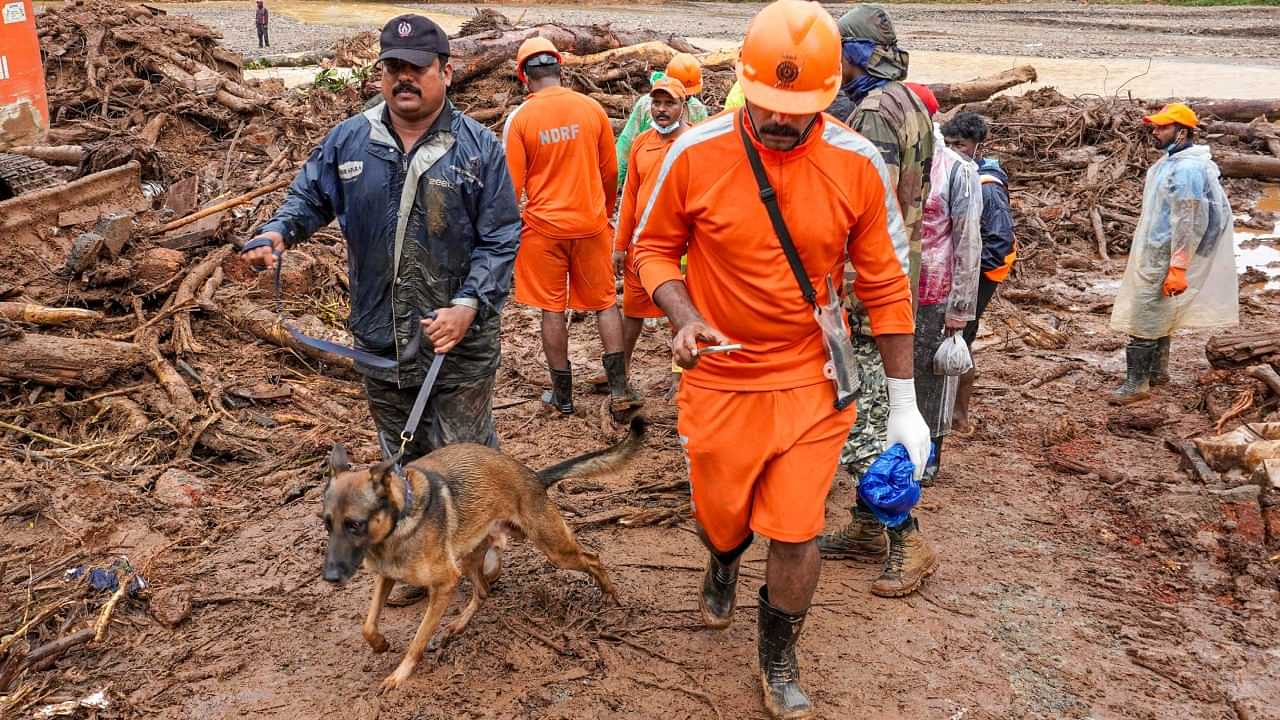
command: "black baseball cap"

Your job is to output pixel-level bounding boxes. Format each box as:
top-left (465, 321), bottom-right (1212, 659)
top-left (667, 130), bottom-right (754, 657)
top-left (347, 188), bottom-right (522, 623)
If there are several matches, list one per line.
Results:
top-left (378, 15), bottom-right (450, 67)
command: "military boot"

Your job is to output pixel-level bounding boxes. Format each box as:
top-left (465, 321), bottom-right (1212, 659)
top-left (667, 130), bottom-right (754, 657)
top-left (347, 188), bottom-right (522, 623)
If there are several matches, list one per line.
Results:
top-left (757, 586), bottom-right (814, 719)
top-left (1109, 338), bottom-right (1157, 405)
top-left (1150, 336), bottom-right (1171, 386)
top-left (542, 368), bottom-right (574, 414)
top-left (871, 516), bottom-right (939, 598)
top-left (699, 534), bottom-right (752, 630)
top-left (817, 498), bottom-right (887, 561)
top-left (603, 351), bottom-right (643, 423)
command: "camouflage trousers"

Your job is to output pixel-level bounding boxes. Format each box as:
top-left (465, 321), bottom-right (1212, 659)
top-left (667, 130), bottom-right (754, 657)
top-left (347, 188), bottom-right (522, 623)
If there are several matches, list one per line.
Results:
top-left (364, 373), bottom-right (498, 461)
top-left (839, 327), bottom-right (889, 479)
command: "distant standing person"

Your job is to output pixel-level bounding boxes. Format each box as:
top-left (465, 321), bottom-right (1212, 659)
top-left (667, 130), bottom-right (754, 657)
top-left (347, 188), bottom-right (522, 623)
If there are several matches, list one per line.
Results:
top-left (503, 37), bottom-right (642, 422)
top-left (255, 0), bottom-right (270, 48)
top-left (1109, 103), bottom-right (1238, 403)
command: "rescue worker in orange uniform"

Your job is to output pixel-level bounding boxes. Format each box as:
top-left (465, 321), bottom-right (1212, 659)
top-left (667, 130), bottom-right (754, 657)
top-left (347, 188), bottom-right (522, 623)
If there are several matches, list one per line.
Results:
top-left (632, 2), bottom-right (930, 716)
top-left (503, 38), bottom-right (641, 421)
top-left (613, 78), bottom-right (690, 378)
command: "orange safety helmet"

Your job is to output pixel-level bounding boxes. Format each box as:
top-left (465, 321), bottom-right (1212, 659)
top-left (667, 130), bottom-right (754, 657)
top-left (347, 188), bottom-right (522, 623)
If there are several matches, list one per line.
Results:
top-left (515, 37), bottom-right (563, 83)
top-left (665, 53), bottom-right (703, 96)
top-left (736, 0), bottom-right (841, 115)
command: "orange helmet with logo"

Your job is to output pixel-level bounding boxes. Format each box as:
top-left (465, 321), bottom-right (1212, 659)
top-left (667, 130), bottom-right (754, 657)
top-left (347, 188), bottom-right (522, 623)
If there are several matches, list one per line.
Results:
top-left (665, 53), bottom-right (703, 96)
top-left (516, 37), bottom-right (563, 83)
top-left (736, 0), bottom-right (841, 115)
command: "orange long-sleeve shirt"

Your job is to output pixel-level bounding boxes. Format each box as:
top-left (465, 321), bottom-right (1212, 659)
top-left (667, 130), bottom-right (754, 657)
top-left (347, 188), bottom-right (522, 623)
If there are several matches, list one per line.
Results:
top-left (633, 110), bottom-right (913, 392)
top-left (614, 127), bottom-right (674, 253)
top-left (502, 86), bottom-right (618, 239)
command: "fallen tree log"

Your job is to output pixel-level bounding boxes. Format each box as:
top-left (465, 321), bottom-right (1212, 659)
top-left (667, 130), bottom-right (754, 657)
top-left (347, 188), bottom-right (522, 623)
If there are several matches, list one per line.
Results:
top-left (9, 145), bottom-right (85, 165)
top-left (1206, 330), bottom-right (1280, 369)
top-left (0, 302), bottom-right (102, 326)
top-left (0, 333), bottom-right (144, 387)
top-left (564, 41), bottom-right (680, 68)
top-left (929, 65), bottom-right (1038, 109)
top-left (250, 51), bottom-right (335, 68)
top-left (222, 298), bottom-right (357, 375)
top-left (1215, 151), bottom-right (1280, 180)
top-left (1175, 98), bottom-right (1280, 123)
top-left (449, 24), bottom-right (699, 62)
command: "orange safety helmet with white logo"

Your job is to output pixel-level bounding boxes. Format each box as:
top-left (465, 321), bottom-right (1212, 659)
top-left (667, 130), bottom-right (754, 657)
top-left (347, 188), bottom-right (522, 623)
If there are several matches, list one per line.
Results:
top-left (735, 0), bottom-right (841, 115)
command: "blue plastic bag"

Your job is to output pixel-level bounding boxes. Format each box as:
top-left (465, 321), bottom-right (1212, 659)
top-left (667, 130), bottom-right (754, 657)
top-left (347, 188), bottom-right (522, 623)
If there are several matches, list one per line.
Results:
top-left (856, 443), bottom-right (930, 527)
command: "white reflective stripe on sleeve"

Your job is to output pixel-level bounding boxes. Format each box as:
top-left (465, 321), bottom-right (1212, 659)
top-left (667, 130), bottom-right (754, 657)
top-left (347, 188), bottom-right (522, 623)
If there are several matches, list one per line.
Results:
top-left (501, 102), bottom-right (528, 148)
top-left (631, 112), bottom-right (736, 245)
top-left (822, 121), bottom-right (910, 276)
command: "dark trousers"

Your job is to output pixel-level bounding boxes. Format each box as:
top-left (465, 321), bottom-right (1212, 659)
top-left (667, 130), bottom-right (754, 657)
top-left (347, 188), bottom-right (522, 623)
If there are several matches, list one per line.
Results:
top-left (256, 25), bottom-right (269, 47)
top-left (364, 373), bottom-right (498, 461)
top-left (961, 275), bottom-right (1000, 349)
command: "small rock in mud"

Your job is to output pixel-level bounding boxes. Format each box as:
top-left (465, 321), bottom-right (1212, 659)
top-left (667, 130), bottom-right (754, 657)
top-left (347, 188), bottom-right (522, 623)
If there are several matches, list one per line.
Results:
top-left (150, 585), bottom-right (193, 629)
top-left (154, 469), bottom-right (205, 508)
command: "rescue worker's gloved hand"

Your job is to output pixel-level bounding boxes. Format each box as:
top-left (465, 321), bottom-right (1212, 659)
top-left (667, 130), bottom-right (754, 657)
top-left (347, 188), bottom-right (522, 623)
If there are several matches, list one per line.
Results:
top-left (671, 321), bottom-right (728, 370)
top-left (884, 377), bottom-right (931, 482)
top-left (1162, 266), bottom-right (1188, 297)
top-left (242, 232), bottom-right (285, 271)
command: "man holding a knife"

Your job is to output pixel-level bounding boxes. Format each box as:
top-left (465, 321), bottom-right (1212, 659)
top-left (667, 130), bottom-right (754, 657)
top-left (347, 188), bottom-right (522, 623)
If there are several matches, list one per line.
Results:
top-left (632, 2), bottom-right (929, 716)
top-left (242, 16), bottom-right (520, 466)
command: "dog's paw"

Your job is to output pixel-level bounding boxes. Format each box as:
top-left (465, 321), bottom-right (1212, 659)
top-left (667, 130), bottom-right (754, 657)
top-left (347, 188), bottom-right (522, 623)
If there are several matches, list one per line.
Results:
top-left (363, 629), bottom-right (389, 654)
top-left (378, 666), bottom-right (413, 694)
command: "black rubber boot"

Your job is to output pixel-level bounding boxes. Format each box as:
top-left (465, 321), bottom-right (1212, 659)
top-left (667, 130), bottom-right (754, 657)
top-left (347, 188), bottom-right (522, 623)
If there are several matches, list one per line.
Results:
top-left (1109, 338), bottom-right (1157, 405)
top-left (603, 351), bottom-right (642, 422)
top-left (757, 586), bottom-right (814, 719)
top-left (542, 368), bottom-right (574, 414)
top-left (699, 533), bottom-right (753, 629)
top-left (1150, 336), bottom-right (1171, 386)
top-left (920, 437), bottom-right (943, 487)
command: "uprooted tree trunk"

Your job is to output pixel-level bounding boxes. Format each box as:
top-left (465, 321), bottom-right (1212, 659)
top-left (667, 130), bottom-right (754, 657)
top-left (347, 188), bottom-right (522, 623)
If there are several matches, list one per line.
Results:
top-left (1215, 151), bottom-right (1280, 180)
top-left (929, 65), bottom-right (1038, 109)
top-left (448, 24), bottom-right (700, 61)
top-left (0, 333), bottom-right (144, 386)
top-left (170, 245), bottom-right (231, 356)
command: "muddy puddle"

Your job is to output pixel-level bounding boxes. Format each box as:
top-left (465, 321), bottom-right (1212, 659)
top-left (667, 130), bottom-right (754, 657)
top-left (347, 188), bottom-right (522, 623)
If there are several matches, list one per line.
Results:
top-left (1235, 184), bottom-right (1280, 290)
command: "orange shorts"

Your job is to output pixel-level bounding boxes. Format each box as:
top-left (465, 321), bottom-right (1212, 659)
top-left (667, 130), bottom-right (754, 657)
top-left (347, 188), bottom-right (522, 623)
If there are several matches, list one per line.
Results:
top-left (514, 225), bottom-right (615, 312)
top-left (621, 253), bottom-right (662, 318)
top-left (676, 381), bottom-right (857, 551)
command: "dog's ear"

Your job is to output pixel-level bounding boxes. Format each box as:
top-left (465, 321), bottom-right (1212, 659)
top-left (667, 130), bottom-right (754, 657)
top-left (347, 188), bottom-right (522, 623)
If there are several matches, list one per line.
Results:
top-left (329, 442), bottom-right (351, 474)
top-left (368, 457), bottom-right (398, 498)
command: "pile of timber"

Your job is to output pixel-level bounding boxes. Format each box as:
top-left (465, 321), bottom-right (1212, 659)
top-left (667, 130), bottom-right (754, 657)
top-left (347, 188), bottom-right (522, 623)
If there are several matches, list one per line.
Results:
top-left (944, 88), bottom-right (1280, 260)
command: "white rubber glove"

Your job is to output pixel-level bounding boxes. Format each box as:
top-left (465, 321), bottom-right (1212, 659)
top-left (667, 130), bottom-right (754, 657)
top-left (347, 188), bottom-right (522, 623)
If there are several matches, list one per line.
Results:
top-left (885, 377), bottom-right (932, 482)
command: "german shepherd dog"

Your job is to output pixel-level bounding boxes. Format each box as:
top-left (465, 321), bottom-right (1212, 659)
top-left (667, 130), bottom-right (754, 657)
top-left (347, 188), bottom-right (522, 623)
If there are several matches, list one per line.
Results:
top-left (321, 416), bottom-right (645, 692)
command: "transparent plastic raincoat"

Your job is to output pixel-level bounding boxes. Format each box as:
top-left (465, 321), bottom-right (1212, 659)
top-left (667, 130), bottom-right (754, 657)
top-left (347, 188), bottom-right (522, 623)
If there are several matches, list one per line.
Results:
top-left (1110, 145), bottom-right (1238, 339)
top-left (918, 126), bottom-right (983, 322)
top-left (615, 71), bottom-right (709, 191)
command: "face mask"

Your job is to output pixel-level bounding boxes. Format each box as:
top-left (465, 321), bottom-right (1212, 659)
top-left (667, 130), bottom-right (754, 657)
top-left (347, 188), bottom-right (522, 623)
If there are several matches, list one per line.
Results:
top-left (653, 119), bottom-right (681, 135)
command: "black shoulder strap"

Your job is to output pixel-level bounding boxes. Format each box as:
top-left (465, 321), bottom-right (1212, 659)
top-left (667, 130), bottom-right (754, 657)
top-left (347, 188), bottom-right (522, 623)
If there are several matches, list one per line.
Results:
top-left (737, 113), bottom-right (817, 307)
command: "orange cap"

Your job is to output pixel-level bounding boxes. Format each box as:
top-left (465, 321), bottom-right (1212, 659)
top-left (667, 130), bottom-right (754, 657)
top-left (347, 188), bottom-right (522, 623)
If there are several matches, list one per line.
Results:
top-left (736, 0), bottom-right (841, 115)
top-left (516, 37), bottom-right (563, 83)
top-left (650, 76), bottom-right (687, 103)
top-left (665, 53), bottom-right (703, 96)
top-left (1143, 102), bottom-right (1198, 128)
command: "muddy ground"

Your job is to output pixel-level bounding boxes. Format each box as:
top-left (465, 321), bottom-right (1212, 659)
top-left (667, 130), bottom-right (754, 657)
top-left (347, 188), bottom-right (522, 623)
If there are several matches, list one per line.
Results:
top-left (5, 244), bottom-right (1280, 720)
top-left (167, 1), bottom-right (1280, 63)
top-left (5, 2), bottom-right (1280, 719)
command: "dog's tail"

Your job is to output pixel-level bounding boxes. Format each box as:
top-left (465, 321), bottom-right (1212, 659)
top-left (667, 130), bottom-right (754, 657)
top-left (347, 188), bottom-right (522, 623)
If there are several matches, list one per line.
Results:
top-left (536, 415), bottom-right (647, 487)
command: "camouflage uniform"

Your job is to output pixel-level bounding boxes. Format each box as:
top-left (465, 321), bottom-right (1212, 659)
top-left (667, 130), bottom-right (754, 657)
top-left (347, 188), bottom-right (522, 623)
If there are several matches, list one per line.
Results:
top-left (841, 83), bottom-right (934, 474)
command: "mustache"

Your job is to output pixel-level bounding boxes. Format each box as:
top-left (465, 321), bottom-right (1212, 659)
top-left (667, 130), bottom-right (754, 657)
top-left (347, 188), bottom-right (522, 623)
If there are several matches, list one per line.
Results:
top-left (391, 82), bottom-right (422, 96)
top-left (758, 123), bottom-right (801, 138)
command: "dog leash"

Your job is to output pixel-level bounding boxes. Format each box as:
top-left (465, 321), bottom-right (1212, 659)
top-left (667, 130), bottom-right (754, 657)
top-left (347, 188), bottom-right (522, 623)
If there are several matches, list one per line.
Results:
top-left (245, 237), bottom-right (446, 514)
top-left (243, 237), bottom-right (423, 370)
